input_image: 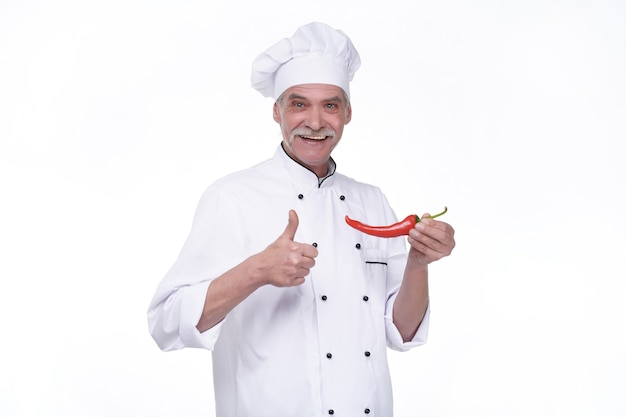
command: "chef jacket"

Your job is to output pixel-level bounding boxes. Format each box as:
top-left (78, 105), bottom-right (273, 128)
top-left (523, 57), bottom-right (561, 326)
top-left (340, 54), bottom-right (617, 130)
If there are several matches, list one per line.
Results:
top-left (148, 145), bottom-right (430, 417)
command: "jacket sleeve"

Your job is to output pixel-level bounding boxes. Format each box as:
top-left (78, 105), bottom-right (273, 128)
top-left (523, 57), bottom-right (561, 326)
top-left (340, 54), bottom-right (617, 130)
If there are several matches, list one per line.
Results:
top-left (373, 192), bottom-right (430, 352)
top-left (147, 184), bottom-right (246, 351)
top-left (385, 295), bottom-right (430, 351)
top-left (382, 248), bottom-right (431, 352)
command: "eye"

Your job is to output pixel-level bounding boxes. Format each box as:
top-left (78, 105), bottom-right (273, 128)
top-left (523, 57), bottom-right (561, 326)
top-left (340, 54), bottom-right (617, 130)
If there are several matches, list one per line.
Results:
top-left (293, 101), bottom-right (305, 108)
top-left (325, 103), bottom-right (338, 109)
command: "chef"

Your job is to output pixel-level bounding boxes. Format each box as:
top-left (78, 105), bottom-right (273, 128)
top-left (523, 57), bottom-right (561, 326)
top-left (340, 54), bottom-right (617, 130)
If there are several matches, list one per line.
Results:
top-left (148, 21), bottom-right (456, 417)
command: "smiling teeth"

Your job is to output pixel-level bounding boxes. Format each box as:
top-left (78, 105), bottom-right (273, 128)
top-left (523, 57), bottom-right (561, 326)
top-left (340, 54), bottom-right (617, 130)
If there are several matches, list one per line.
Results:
top-left (301, 135), bottom-right (325, 140)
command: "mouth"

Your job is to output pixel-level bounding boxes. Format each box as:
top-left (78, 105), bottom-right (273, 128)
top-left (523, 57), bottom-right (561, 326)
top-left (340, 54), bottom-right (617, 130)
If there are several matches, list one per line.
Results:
top-left (292, 128), bottom-right (336, 142)
top-left (298, 134), bottom-right (329, 141)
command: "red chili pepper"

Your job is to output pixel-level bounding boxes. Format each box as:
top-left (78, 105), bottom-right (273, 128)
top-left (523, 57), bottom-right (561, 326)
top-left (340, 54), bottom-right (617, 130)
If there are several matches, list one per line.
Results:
top-left (345, 207), bottom-right (448, 238)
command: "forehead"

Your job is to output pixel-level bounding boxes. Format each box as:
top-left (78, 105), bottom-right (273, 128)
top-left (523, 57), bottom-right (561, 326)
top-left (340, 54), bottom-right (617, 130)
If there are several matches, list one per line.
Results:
top-left (283, 84), bottom-right (347, 101)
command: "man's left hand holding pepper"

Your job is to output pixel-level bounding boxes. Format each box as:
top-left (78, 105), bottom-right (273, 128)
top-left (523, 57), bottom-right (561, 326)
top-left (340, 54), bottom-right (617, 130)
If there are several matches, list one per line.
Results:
top-left (407, 213), bottom-right (456, 265)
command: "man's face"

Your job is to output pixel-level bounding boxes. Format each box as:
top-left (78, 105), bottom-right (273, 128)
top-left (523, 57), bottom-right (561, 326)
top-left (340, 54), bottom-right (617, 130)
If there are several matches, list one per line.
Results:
top-left (273, 84), bottom-right (352, 177)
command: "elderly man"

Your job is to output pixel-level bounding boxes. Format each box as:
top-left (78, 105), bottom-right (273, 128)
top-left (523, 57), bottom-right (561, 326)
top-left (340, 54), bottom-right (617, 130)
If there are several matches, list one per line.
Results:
top-left (148, 22), bottom-right (455, 417)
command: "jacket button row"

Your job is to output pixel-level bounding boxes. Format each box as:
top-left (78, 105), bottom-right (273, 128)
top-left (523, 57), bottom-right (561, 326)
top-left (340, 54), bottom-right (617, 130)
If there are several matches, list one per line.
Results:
top-left (326, 350), bottom-right (372, 359)
top-left (328, 408), bottom-right (370, 414)
top-left (298, 194), bottom-right (345, 201)
top-left (320, 295), bottom-right (366, 302)
top-left (324, 351), bottom-right (370, 359)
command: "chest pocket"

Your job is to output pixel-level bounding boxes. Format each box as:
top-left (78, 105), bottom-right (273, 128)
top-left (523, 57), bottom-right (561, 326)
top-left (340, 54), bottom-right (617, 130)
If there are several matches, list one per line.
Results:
top-left (363, 248), bottom-right (388, 268)
top-left (362, 247), bottom-right (388, 282)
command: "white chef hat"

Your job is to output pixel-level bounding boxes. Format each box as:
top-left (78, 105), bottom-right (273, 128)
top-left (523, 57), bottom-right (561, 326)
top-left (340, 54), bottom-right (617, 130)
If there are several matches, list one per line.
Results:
top-left (251, 22), bottom-right (361, 100)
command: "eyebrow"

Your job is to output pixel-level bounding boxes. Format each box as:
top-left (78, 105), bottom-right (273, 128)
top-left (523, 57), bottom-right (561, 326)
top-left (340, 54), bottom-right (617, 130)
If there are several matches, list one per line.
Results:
top-left (286, 93), bottom-right (306, 100)
top-left (324, 96), bottom-right (343, 103)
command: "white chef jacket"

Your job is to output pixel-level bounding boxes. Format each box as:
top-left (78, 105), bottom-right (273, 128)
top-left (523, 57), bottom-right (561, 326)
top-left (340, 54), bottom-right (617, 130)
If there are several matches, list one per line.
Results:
top-left (148, 145), bottom-right (430, 417)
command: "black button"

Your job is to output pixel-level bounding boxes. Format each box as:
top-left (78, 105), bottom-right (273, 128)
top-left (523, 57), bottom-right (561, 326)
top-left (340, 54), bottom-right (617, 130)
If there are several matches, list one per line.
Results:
top-left (364, 408), bottom-right (371, 414)
top-left (355, 243), bottom-right (361, 249)
top-left (326, 353), bottom-right (332, 359)
top-left (340, 195), bottom-right (345, 200)
top-left (364, 351), bottom-right (371, 357)
top-left (363, 295), bottom-right (369, 302)
top-left (328, 410), bottom-right (334, 415)
top-left (298, 194), bottom-right (304, 199)
top-left (312, 242), bottom-right (318, 247)
top-left (321, 295), bottom-right (327, 301)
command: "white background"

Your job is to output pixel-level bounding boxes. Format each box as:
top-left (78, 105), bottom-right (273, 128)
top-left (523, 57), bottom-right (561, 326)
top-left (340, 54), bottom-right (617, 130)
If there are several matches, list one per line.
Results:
top-left (1, 0), bottom-right (625, 416)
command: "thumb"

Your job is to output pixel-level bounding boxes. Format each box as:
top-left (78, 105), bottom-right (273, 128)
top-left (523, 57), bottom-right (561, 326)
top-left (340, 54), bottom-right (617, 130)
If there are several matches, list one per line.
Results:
top-left (280, 209), bottom-right (299, 240)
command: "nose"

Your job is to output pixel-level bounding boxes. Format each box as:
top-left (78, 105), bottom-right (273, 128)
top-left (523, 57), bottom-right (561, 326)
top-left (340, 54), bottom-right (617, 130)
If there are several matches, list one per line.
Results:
top-left (305, 106), bottom-right (323, 131)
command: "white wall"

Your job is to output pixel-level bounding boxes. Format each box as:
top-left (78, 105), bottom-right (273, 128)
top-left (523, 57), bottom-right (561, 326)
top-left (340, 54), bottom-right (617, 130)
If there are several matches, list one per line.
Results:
top-left (1, 0), bottom-right (624, 416)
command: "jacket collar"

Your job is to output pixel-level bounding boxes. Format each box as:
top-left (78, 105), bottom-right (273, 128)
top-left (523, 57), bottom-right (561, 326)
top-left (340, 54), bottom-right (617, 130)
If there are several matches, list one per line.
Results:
top-left (276, 143), bottom-right (337, 188)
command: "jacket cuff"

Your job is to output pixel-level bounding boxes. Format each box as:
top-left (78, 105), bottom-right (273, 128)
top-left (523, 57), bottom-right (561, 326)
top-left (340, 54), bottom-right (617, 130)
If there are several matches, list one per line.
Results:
top-left (385, 302), bottom-right (430, 352)
top-left (179, 281), bottom-right (223, 350)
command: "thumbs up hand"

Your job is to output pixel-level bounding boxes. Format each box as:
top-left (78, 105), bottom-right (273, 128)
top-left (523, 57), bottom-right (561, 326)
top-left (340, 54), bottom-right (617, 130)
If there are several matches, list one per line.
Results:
top-left (256, 210), bottom-right (318, 287)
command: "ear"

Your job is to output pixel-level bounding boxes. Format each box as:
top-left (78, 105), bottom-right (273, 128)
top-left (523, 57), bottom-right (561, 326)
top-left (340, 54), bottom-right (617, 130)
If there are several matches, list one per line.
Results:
top-left (273, 102), bottom-right (281, 124)
top-left (345, 103), bottom-right (352, 125)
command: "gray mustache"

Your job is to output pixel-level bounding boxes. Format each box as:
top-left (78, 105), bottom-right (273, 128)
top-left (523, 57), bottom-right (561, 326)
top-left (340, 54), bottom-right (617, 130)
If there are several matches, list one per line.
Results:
top-left (291, 128), bottom-right (336, 138)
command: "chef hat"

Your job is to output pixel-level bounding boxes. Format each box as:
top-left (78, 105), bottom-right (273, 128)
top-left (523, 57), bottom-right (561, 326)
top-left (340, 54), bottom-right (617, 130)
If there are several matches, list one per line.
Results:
top-left (251, 22), bottom-right (361, 100)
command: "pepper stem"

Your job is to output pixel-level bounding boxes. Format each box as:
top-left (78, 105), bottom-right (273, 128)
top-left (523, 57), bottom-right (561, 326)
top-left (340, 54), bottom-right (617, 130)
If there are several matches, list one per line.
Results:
top-left (431, 206), bottom-right (448, 219)
top-left (418, 206), bottom-right (448, 222)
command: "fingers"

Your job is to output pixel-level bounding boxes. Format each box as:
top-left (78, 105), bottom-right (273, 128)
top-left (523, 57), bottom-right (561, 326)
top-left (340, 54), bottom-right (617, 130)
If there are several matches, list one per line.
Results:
top-left (419, 216), bottom-right (453, 233)
top-left (301, 243), bottom-right (319, 259)
top-left (272, 246), bottom-right (317, 287)
top-left (280, 209), bottom-right (299, 241)
top-left (409, 218), bottom-right (456, 260)
top-left (297, 250), bottom-right (317, 268)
